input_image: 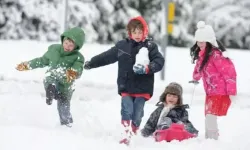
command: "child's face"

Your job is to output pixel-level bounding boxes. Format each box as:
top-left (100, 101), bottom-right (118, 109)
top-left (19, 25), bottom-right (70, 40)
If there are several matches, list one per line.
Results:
top-left (165, 94), bottom-right (178, 105)
top-left (197, 41), bottom-right (206, 50)
top-left (63, 39), bottom-right (75, 52)
top-left (131, 28), bottom-right (143, 42)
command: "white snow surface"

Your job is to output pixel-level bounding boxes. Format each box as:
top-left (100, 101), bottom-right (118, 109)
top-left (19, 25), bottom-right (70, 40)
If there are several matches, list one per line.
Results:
top-left (0, 40), bottom-right (250, 150)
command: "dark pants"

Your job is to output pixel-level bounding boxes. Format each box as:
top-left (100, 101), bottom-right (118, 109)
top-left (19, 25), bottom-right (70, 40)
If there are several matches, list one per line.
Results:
top-left (56, 93), bottom-right (73, 125)
top-left (157, 116), bottom-right (198, 135)
top-left (157, 117), bottom-right (173, 130)
top-left (45, 83), bottom-right (73, 125)
top-left (121, 96), bottom-right (146, 127)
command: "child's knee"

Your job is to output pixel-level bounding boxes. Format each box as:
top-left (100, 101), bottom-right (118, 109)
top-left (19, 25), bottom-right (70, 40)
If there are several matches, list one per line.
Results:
top-left (133, 97), bottom-right (146, 115)
top-left (121, 96), bottom-right (133, 110)
top-left (44, 77), bottom-right (58, 89)
top-left (157, 117), bottom-right (172, 130)
top-left (57, 92), bottom-right (71, 101)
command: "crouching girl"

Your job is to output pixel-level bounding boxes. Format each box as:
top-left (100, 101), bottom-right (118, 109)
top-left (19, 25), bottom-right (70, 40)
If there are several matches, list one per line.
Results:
top-left (141, 82), bottom-right (199, 142)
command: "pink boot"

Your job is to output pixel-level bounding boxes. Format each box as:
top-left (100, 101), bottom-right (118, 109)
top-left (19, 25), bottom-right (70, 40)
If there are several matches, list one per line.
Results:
top-left (119, 120), bottom-right (132, 145)
top-left (131, 123), bottom-right (139, 135)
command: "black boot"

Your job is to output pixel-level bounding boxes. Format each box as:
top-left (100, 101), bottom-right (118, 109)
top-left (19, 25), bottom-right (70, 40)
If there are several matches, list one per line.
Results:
top-left (46, 84), bottom-right (57, 105)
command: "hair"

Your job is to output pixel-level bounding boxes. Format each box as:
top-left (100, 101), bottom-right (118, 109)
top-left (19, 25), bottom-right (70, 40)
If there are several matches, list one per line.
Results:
top-left (190, 40), bottom-right (226, 71)
top-left (127, 19), bottom-right (143, 34)
top-left (159, 92), bottom-right (183, 106)
top-left (63, 37), bottom-right (74, 43)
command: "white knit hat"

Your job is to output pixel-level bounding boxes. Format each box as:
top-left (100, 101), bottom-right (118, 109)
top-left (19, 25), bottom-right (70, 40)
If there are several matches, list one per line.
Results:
top-left (194, 21), bottom-right (218, 47)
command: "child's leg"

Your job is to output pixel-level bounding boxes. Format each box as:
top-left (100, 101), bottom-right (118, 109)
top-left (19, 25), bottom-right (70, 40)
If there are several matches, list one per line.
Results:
top-left (156, 117), bottom-right (172, 130)
top-left (43, 77), bottom-right (58, 105)
top-left (120, 96), bottom-right (134, 144)
top-left (205, 114), bottom-right (218, 140)
top-left (57, 93), bottom-right (73, 127)
top-left (121, 96), bottom-right (134, 126)
top-left (46, 84), bottom-right (57, 105)
top-left (131, 97), bottom-right (146, 133)
top-left (121, 96), bottom-right (133, 126)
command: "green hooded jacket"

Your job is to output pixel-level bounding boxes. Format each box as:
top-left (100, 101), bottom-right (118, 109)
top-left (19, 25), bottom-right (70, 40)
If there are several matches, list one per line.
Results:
top-left (28, 27), bottom-right (85, 97)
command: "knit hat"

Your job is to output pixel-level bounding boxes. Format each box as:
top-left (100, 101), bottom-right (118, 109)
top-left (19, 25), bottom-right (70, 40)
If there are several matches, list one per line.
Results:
top-left (194, 21), bottom-right (218, 47)
top-left (159, 82), bottom-right (183, 105)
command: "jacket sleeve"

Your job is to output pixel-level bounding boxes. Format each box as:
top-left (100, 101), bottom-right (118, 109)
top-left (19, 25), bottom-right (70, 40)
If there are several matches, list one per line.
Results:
top-left (193, 60), bottom-right (202, 81)
top-left (28, 47), bottom-right (51, 69)
top-left (170, 106), bottom-right (189, 123)
top-left (180, 109), bottom-right (189, 123)
top-left (141, 108), bottom-right (160, 137)
top-left (181, 110), bottom-right (199, 135)
top-left (88, 46), bottom-right (118, 69)
top-left (147, 41), bottom-right (165, 74)
top-left (71, 54), bottom-right (84, 78)
top-left (212, 50), bottom-right (237, 95)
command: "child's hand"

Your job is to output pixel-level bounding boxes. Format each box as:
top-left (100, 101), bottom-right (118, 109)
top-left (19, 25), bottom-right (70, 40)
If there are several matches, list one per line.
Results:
top-left (84, 61), bottom-right (91, 70)
top-left (188, 80), bottom-right (199, 85)
top-left (66, 69), bottom-right (77, 83)
top-left (133, 64), bottom-right (148, 74)
top-left (16, 62), bottom-right (29, 71)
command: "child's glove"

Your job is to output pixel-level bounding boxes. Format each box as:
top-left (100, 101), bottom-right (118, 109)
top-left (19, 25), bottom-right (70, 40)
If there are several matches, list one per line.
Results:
top-left (141, 128), bottom-right (151, 138)
top-left (188, 80), bottom-right (199, 85)
top-left (66, 69), bottom-right (77, 83)
top-left (16, 62), bottom-right (29, 71)
top-left (84, 61), bottom-right (91, 70)
top-left (133, 64), bottom-right (149, 74)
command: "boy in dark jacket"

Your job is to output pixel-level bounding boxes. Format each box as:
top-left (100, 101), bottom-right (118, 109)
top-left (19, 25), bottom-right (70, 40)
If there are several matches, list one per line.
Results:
top-left (141, 82), bottom-right (199, 140)
top-left (84, 16), bottom-right (164, 144)
top-left (16, 27), bottom-right (85, 128)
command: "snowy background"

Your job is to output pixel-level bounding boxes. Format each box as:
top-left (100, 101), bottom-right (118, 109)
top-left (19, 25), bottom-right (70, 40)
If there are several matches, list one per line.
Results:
top-left (0, 0), bottom-right (250, 49)
top-left (1, 0), bottom-right (250, 150)
top-left (0, 41), bottom-right (250, 150)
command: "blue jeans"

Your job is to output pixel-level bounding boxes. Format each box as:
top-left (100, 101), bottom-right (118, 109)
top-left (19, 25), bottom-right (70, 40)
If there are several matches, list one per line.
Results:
top-left (121, 96), bottom-right (146, 127)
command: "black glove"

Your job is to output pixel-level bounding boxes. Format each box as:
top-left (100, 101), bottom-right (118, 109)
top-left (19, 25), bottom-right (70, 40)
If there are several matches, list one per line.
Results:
top-left (141, 129), bottom-right (150, 138)
top-left (188, 80), bottom-right (199, 85)
top-left (84, 61), bottom-right (91, 70)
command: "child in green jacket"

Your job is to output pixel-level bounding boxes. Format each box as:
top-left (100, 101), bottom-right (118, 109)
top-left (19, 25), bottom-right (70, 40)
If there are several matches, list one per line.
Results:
top-left (16, 27), bottom-right (85, 127)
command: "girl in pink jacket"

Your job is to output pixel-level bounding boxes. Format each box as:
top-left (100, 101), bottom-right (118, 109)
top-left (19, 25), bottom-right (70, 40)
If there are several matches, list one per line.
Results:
top-left (190, 21), bottom-right (237, 140)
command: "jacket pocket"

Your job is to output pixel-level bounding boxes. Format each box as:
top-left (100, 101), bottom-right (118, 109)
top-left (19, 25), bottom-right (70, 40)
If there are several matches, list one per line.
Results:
top-left (117, 71), bottom-right (128, 91)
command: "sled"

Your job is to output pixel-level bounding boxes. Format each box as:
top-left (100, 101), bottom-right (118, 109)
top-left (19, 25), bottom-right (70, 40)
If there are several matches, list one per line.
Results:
top-left (154, 123), bottom-right (196, 142)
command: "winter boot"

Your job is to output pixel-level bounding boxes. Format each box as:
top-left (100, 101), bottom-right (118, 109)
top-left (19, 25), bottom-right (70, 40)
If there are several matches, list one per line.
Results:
top-left (60, 115), bottom-right (73, 128)
top-left (205, 114), bottom-right (219, 140)
top-left (46, 84), bottom-right (57, 105)
top-left (63, 123), bottom-right (73, 128)
top-left (119, 120), bottom-right (132, 145)
top-left (131, 123), bottom-right (139, 135)
top-left (205, 130), bottom-right (219, 140)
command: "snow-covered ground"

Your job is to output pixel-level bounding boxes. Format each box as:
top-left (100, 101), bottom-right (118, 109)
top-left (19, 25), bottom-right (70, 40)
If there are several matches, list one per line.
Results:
top-left (0, 40), bottom-right (250, 150)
